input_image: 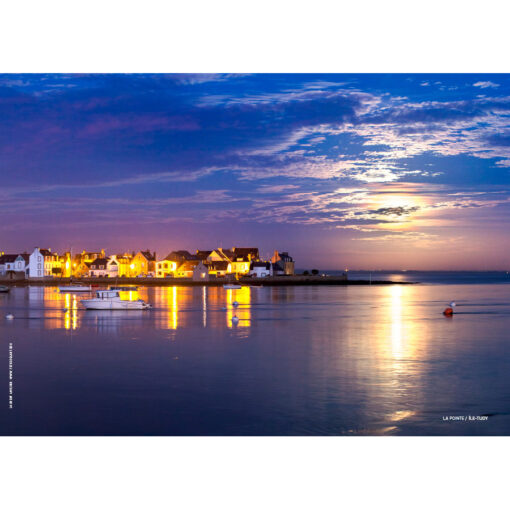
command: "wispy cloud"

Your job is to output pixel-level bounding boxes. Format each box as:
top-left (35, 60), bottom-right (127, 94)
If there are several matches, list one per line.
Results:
top-left (473, 81), bottom-right (500, 89)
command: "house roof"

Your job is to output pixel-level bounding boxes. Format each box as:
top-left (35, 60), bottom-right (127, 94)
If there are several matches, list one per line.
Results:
top-left (195, 250), bottom-right (212, 260)
top-left (90, 257), bottom-right (108, 266)
top-left (165, 250), bottom-right (194, 261)
top-left (16, 254), bottom-right (30, 263)
top-left (232, 247), bottom-right (259, 260)
top-left (139, 250), bottom-right (156, 261)
top-left (177, 260), bottom-right (200, 271)
top-left (0, 254), bottom-right (18, 264)
top-left (251, 261), bottom-right (270, 269)
top-left (39, 249), bottom-right (52, 257)
top-left (221, 249), bottom-right (235, 260)
top-left (213, 249), bottom-right (234, 261)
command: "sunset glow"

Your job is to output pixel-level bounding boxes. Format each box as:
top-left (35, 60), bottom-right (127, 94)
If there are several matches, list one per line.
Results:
top-left (1, 74), bottom-right (510, 270)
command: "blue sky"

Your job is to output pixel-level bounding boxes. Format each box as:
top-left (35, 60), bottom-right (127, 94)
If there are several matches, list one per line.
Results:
top-left (1, 73), bottom-right (510, 269)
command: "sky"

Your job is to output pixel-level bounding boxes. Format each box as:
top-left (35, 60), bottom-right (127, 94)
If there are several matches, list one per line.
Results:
top-left (1, 73), bottom-right (510, 270)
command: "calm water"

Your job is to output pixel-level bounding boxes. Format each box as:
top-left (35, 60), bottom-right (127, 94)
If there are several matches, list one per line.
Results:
top-left (2, 280), bottom-right (510, 435)
top-left (330, 270), bottom-right (510, 284)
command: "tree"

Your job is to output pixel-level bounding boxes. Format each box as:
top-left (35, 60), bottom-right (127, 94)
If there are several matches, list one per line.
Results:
top-left (311, 269), bottom-right (319, 275)
top-left (303, 270), bottom-right (309, 275)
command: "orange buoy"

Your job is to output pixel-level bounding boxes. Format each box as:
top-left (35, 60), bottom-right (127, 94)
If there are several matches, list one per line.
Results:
top-left (443, 307), bottom-right (454, 316)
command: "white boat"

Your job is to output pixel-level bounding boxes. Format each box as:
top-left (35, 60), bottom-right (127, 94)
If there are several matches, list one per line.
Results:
top-left (81, 289), bottom-right (151, 310)
top-left (223, 283), bottom-right (242, 289)
top-left (59, 283), bottom-right (92, 292)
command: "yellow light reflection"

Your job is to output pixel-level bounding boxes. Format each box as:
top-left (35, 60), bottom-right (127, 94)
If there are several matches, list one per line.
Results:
top-left (63, 293), bottom-right (78, 330)
top-left (202, 286), bottom-right (207, 328)
top-left (168, 286), bottom-right (178, 330)
top-left (386, 284), bottom-right (422, 373)
top-left (390, 285), bottom-right (403, 358)
top-left (226, 287), bottom-right (251, 328)
top-left (118, 289), bottom-right (140, 301)
top-left (387, 410), bottom-right (416, 422)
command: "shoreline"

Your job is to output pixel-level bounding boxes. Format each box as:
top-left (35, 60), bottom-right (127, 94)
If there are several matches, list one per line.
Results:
top-left (0, 276), bottom-right (416, 287)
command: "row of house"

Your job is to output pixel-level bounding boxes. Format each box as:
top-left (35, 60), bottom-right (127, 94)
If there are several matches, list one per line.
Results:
top-left (0, 247), bottom-right (295, 280)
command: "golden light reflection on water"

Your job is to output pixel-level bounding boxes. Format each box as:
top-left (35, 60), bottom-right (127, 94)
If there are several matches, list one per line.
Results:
top-left (118, 289), bottom-right (140, 302)
top-left (387, 410), bottom-right (417, 422)
top-left (161, 286), bottom-right (179, 330)
top-left (370, 285), bottom-right (426, 430)
top-left (385, 284), bottom-right (423, 365)
top-left (202, 287), bottom-right (207, 328)
top-left (390, 285), bottom-right (403, 359)
top-left (226, 287), bottom-right (251, 328)
top-left (63, 293), bottom-right (78, 330)
top-left (24, 285), bottom-right (257, 331)
top-left (332, 284), bottom-right (427, 432)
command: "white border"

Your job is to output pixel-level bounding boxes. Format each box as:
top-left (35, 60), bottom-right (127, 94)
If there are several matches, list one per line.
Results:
top-left (2, 1), bottom-right (510, 506)
top-left (1, 437), bottom-right (509, 509)
top-left (1, 0), bottom-right (509, 72)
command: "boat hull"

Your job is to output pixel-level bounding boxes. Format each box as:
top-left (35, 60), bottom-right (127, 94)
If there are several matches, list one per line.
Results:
top-left (59, 286), bottom-right (92, 292)
top-left (81, 298), bottom-right (150, 310)
top-left (223, 284), bottom-right (242, 289)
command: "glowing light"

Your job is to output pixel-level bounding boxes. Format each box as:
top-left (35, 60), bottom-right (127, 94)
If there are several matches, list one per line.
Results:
top-left (390, 285), bottom-right (403, 358)
top-left (63, 293), bottom-right (78, 330)
top-left (64, 293), bottom-right (71, 330)
top-left (226, 287), bottom-right (251, 328)
top-left (388, 410), bottom-right (416, 422)
top-left (202, 286), bottom-right (207, 328)
top-left (165, 286), bottom-right (178, 330)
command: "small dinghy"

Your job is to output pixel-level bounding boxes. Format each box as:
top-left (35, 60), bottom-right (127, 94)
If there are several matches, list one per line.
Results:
top-left (0, 285), bottom-right (10, 293)
top-left (58, 283), bottom-right (92, 292)
top-left (81, 289), bottom-right (151, 310)
top-left (223, 283), bottom-right (242, 290)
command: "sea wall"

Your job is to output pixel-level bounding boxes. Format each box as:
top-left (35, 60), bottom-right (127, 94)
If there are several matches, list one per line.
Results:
top-left (0, 274), bottom-right (414, 286)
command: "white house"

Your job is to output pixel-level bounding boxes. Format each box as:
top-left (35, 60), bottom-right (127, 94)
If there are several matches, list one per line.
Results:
top-left (9, 254), bottom-right (29, 274)
top-left (89, 257), bottom-right (109, 277)
top-left (28, 248), bottom-right (56, 278)
top-left (105, 256), bottom-right (124, 278)
top-left (249, 261), bottom-right (273, 278)
top-left (192, 261), bottom-right (210, 281)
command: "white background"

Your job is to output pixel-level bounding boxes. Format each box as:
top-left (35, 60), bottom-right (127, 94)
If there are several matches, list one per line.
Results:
top-left (1, 1), bottom-right (510, 508)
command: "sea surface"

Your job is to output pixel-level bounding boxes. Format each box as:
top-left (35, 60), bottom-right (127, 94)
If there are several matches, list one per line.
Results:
top-left (2, 274), bottom-right (510, 435)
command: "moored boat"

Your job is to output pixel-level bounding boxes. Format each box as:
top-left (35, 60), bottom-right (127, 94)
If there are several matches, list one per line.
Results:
top-left (58, 283), bottom-right (92, 292)
top-left (81, 289), bottom-right (151, 310)
top-left (223, 283), bottom-right (242, 289)
top-left (0, 285), bottom-right (10, 293)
